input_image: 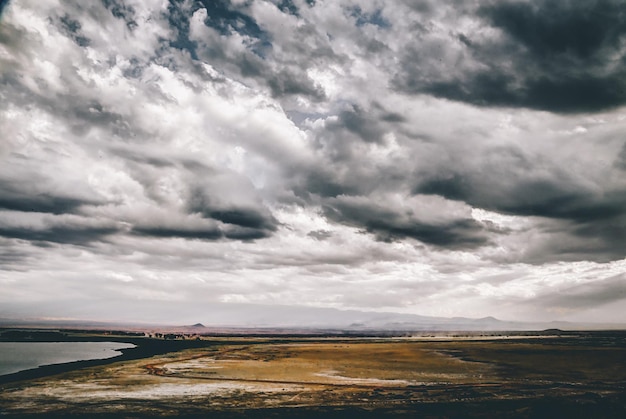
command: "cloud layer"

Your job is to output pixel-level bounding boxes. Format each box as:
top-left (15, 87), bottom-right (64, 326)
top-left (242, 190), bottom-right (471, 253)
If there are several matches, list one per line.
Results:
top-left (0, 0), bottom-right (625, 324)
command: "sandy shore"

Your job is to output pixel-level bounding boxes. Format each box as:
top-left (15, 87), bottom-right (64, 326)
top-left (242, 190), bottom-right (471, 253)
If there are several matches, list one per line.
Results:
top-left (0, 337), bottom-right (219, 385)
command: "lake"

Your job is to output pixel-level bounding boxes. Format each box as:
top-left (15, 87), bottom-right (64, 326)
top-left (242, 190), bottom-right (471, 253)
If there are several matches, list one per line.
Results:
top-left (0, 341), bottom-right (136, 376)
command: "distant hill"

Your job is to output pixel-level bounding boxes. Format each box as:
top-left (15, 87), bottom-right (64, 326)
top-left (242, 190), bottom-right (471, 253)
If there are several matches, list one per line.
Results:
top-left (1, 304), bottom-right (625, 332)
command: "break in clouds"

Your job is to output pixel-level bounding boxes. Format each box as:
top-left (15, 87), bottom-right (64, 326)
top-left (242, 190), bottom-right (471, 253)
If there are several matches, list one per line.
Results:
top-left (0, 0), bottom-right (625, 324)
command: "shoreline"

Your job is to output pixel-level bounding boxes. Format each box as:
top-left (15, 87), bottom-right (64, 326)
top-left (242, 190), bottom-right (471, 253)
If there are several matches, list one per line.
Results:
top-left (0, 337), bottom-right (218, 385)
top-left (2, 330), bottom-right (624, 386)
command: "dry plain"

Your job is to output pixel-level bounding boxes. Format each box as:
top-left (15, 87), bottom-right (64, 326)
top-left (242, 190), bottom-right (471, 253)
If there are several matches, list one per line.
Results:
top-left (1, 333), bottom-right (625, 418)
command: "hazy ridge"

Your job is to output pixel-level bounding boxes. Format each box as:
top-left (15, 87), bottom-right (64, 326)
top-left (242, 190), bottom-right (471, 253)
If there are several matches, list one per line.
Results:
top-left (2, 304), bottom-right (624, 332)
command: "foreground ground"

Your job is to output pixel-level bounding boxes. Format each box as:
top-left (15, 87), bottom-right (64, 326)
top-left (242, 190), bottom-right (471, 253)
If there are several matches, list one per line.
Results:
top-left (1, 332), bottom-right (625, 418)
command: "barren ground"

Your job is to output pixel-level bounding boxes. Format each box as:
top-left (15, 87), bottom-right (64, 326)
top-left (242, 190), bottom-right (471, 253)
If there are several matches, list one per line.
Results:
top-left (1, 335), bottom-right (625, 418)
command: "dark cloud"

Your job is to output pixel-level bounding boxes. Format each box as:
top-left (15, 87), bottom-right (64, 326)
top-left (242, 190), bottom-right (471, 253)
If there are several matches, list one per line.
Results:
top-left (307, 229), bottom-right (333, 241)
top-left (483, 1), bottom-right (622, 60)
top-left (535, 274), bottom-right (626, 310)
top-left (207, 209), bottom-right (276, 231)
top-left (297, 169), bottom-right (359, 198)
top-left (569, 217), bottom-right (626, 262)
top-left (223, 226), bottom-right (272, 241)
top-left (322, 197), bottom-right (489, 249)
top-left (296, 107), bottom-right (398, 190)
top-left (347, 6), bottom-right (390, 29)
top-left (58, 14), bottom-right (91, 47)
top-left (100, 146), bottom-right (280, 242)
top-left (0, 0), bottom-right (9, 17)
top-left (188, 184), bottom-right (278, 238)
top-left (417, 173), bottom-right (468, 203)
top-left (416, 69), bottom-right (626, 113)
top-left (331, 105), bottom-right (386, 144)
top-left (166, 0), bottom-right (200, 59)
top-left (102, 0), bottom-right (138, 30)
top-left (0, 66), bottom-right (133, 138)
top-left (0, 224), bottom-right (119, 245)
top-left (418, 174), bottom-right (626, 222)
top-left (416, 164), bottom-right (626, 262)
top-left (111, 148), bottom-right (174, 168)
top-left (70, 100), bottom-right (128, 134)
top-left (120, 56), bottom-right (146, 79)
top-left (132, 226), bottom-right (222, 241)
top-left (274, 0), bottom-right (299, 17)
top-left (0, 244), bottom-right (32, 271)
top-left (110, 151), bottom-right (278, 242)
top-left (394, 0), bottom-right (626, 113)
top-left (267, 69), bottom-right (325, 100)
top-left (380, 112), bottom-right (406, 123)
top-left (0, 185), bottom-right (97, 214)
top-left (197, 0), bottom-right (266, 39)
top-left (401, 0), bottom-right (435, 15)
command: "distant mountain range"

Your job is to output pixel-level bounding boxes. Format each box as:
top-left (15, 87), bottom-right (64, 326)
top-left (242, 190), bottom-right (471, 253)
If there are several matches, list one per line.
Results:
top-left (1, 304), bottom-right (624, 332)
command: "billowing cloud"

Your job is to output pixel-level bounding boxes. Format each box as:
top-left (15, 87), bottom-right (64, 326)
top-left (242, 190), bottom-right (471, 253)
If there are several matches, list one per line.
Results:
top-left (0, 0), bottom-right (624, 325)
top-left (322, 193), bottom-right (489, 248)
top-left (394, 0), bottom-right (626, 113)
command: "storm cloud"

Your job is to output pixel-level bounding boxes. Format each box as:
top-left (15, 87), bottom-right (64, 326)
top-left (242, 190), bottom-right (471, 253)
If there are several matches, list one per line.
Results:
top-left (394, 0), bottom-right (626, 113)
top-left (0, 0), bottom-right (624, 325)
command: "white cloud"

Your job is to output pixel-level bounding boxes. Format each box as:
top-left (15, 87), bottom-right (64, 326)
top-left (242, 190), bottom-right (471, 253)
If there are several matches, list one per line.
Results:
top-left (0, 0), bottom-right (624, 325)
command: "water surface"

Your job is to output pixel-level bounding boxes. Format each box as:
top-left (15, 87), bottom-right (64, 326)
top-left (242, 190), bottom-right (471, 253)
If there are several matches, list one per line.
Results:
top-left (0, 341), bottom-right (135, 376)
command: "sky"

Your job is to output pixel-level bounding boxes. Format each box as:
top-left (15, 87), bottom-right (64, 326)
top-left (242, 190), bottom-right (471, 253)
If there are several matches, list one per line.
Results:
top-left (0, 0), bottom-right (625, 326)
